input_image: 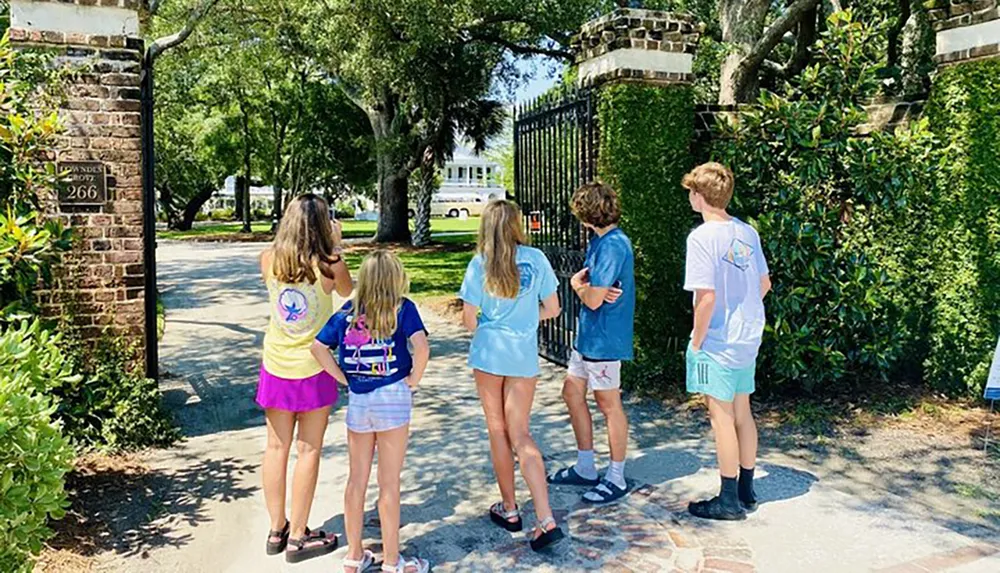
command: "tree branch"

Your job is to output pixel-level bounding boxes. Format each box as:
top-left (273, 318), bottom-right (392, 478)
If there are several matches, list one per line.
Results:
top-left (148, 0), bottom-right (164, 16)
top-left (468, 32), bottom-right (574, 61)
top-left (738, 0), bottom-right (820, 81)
top-left (147, 0), bottom-right (222, 61)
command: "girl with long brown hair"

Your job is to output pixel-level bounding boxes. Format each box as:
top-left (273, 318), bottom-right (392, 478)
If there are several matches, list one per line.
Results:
top-left (458, 199), bottom-right (566, 551)
top-left (312, 250), bottom-right (431, 573)
top-left (257, 193), bottom-right (352, 563)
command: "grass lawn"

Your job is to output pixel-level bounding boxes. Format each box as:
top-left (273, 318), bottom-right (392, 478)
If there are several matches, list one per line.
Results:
top-left (344, 244), bottom-right (474, 299)
top-left (158, 217), bottom-right (480, 240)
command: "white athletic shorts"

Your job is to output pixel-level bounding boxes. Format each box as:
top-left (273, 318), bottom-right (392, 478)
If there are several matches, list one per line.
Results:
top-left (567, 351), bottom-right (622, 392)
top-left (346, 380), bottom-right (413, 433)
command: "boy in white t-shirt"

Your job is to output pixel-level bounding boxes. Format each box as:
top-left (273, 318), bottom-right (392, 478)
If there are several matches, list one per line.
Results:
top-left (682, 163), bottom-right (772, 521)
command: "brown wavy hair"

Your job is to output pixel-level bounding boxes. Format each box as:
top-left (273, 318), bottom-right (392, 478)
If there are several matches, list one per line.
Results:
top-left (270, 194), bottom-right (339, 284)
top-left (352, 250), bottom-right (408, 340)
top-left (478, 200), bottom-right (526, 299)
top-left (571, 181), bottom-right (621, 228)
top-left (681, 162), bottom-right (734, 209)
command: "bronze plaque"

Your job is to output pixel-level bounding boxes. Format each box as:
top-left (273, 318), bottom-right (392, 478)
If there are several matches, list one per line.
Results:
top-left (59, 161), bottom-right (107, 206)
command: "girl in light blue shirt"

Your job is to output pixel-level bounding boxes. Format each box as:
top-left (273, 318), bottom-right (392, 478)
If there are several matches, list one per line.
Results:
top-left (459, 200), bottom-right (565, 552)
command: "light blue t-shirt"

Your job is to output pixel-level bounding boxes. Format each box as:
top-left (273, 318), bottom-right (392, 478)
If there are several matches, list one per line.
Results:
top-left (575, 228), bottom-right (635, 361)
top-left (683, 218), bottom-right (769, 369)
top-left (459, 245), bottom-right (559, 377)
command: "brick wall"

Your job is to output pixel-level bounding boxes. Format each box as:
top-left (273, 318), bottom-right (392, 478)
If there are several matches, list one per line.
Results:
top-left (8, 25), bottom-right (147, 345)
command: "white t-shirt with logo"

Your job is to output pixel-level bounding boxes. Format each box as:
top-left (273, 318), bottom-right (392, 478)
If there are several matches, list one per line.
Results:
top-left (683, 218), bottom-right (769, 369)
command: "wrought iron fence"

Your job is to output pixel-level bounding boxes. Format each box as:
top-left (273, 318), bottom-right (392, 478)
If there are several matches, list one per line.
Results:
top-left (514, 88), bottom-right (599, 366)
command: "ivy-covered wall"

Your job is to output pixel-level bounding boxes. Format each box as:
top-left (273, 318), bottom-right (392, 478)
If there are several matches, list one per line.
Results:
top-left (597, 83), bottom-right (695, 392)
top-left (924, 58), bottom-right (1000, 395)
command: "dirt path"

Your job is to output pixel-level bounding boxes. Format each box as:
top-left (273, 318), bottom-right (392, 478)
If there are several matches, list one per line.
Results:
top-left (85, 241), bottom-right (1000, 573)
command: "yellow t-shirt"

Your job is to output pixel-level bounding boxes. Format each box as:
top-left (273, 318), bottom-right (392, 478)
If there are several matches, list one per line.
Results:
top-left (262, 266), bottom-right (344, 379)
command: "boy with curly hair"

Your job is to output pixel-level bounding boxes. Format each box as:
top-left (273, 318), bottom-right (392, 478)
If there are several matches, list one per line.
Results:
top-left (548, 181), bottom-right (635, 505)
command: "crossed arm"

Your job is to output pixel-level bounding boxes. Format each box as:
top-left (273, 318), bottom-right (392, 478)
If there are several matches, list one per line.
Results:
top-left (570, 267), bottom-right (622, 311)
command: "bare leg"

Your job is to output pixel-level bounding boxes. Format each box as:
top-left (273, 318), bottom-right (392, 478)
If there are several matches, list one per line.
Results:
top-left (375, 424), bottom-right (410, 570)
top-left (594, 389), bottom-right (628, 463)
top-left (344, 430), bottom-right (376, 571)
top-left (476, 370), bottom-right (518, 518)
top-left (733, 394), bottom-right (757, 470)
top-left (706, 397), bottom-right (739, 478)
top-left (263, 409), bottom-right (296, 537)
top-left (289, 406), bottom-right (331, 540)
top-left (502, 376), bottom-right (556, 538)
top-left (561, 376), bottom-right (594, 451)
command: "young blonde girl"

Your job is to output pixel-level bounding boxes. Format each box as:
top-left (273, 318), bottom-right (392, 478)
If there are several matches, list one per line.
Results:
top-left (258, 194), bottom-right (352, 563)
top-left (458, 200), bottom-right (565, 551)
top-left (311, 251), bottom-right (431, 573)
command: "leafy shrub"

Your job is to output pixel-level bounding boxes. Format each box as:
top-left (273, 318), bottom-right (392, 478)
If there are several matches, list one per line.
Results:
top-left (0, 320), bottom-right (76, 571)
top-left (209, 207), bottom-right (235, 221)
top-left (712, 12), bottom-right (931, 394)
top-left (922, 58), bottom-right (1000, 396)
top-left (0, 209), bottom-right (73, 320)
top-left (598, 83), bottom-right (695, 393)
top-left (56, 328), bottom-right (180, 450)
top-left (252, 207), bottom-right (270, 221)
top-left (194, 210), bottom-right (210, 222)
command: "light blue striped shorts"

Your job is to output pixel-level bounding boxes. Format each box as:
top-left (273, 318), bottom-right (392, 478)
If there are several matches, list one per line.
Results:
top-left (346, 380), bottom-right (413, 433)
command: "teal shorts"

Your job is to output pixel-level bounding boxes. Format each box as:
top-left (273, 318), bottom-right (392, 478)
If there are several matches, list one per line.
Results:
top-left (685, 345), bottom-right (756, 402)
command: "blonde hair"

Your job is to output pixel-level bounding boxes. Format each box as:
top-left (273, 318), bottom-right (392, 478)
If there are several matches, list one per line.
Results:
top-left (681, 162), bottom-right (735, 209)
top-left (478, 200), bottom-right (526, 299)
top-left (352, 250), bottom-right (408, 340)
top-left (271, 194), bottom-right (340, 284)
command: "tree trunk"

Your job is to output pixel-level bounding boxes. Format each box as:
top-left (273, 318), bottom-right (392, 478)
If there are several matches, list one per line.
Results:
top-left (887, 0), bottom-right (912, 71)
top-left (412, 152), bottom-right (435, 247)
top-left (158, 184), bottom-right (181, 230)
top-left (241, 151), bottom-right (252, 233)
top-left (177, 185), bottom-right (216, 231)
top-left (718, 0), bottom-right (769, 105)
top-left (271, 171), bottom-right (283, 231)
top-left (718, 0), bottom-right (821, 104)
top-left (240, 100), bottom-right (253, 233)
top-left (369, 99), bottom-right (413, 243)
top-left (234, 175), bottom-right (245, 220)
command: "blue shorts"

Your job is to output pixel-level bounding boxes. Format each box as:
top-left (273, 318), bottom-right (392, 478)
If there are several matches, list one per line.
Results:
top-left (686, 345), bottom-right (755, 402)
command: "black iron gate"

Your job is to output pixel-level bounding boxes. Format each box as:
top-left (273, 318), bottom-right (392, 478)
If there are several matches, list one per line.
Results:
top-left (514, 88), bottom-right (599, 365)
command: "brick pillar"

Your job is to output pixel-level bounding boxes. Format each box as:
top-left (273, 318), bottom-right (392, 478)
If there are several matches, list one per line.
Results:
top-left (572, 8), bottom-right (700, 382)
top-left (9, 0), bottom-right (147, 347)
top-left (923, 2), bottom-right (1000, 392)
top-left (927, 0), bottom-right (1000, 64)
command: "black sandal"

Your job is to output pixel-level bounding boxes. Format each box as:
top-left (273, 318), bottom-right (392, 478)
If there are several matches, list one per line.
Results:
top-left (489, 501), bottom-right (523, 532)
top-left (285, 529), bottom-right (339, 563)
top-left (530, 516), bottom-right (565, 552)
top-left (265, 520), bottom-right (290, 555)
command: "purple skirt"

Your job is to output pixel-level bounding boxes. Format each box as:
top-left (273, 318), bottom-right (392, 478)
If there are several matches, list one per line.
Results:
top-left (256, 364), bottom-right (339, 413)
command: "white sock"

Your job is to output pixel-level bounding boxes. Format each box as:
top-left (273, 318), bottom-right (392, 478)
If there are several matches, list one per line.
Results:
top-left (605, 460), bottom-right (626, 489)
top-left (574, 450), bottom-right (598, 479)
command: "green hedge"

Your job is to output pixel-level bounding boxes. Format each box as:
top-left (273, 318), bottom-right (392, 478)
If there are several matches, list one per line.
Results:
top-left (923, 58), bottom-right (1000, 396)
top-left (597, 83), bottom-right (694, 393)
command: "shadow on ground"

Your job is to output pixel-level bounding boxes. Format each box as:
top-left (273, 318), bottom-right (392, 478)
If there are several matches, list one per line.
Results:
top-left (48, 455), bottom-right (258, 560)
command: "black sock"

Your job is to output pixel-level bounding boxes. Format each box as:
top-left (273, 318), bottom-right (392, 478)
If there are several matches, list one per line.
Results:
top-left (739, 466), bottom-right (756, 503)
top-left (719, 476), bottom-right (739, 505)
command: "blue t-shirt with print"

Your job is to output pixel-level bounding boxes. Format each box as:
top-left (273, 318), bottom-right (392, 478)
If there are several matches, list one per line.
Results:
top-left (459, 245), bottom-right (559, 378)
top-left (575, 228), bottom-right (635, 361)
top-left (315, 298), bottom-right (426, 394)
